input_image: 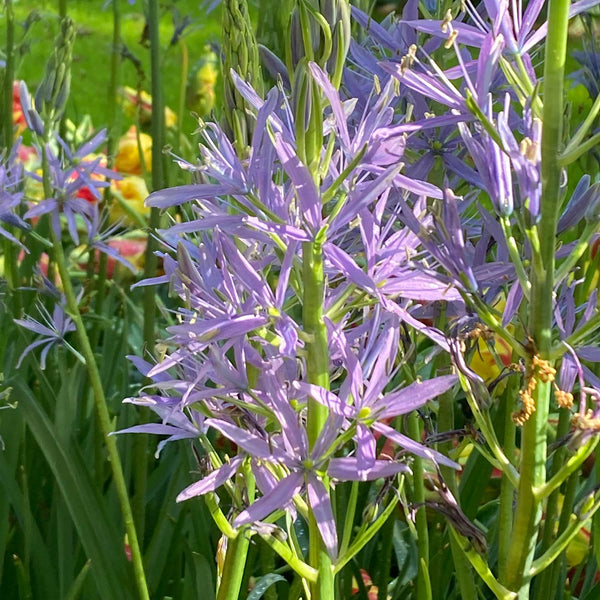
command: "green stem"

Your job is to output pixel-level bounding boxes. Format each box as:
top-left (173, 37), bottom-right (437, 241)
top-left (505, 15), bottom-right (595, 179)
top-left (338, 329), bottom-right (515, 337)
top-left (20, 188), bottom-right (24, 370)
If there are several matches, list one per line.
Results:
top-left (503, 0), bottom-right (569, 594)
top-left (529, 490), bottom-right (600, 578)
top-left (42, 152), bottom-right (149, 600)
top-left (407, 411), bottom-right (431, 600)
top-left (500, 217), bottom-right (531, 300)
top-left (302, 241), bottom-right (329, 442)
top-left (217, 532), bottom-right (251, 600)
top-left (302, 238), bottom-right (334, 599)
top-left (449, 527), bottom-right (516, 600)
top-left (561, 84), bottom-right (600, 162)
top-left (498, 382), bottom-right (516, 582)
top-left (3, 0), bottom-right (21, 316)
top-left (534, 435), bottom-right (598, 500)
top-left (559, 129), bottom-right (600, 166)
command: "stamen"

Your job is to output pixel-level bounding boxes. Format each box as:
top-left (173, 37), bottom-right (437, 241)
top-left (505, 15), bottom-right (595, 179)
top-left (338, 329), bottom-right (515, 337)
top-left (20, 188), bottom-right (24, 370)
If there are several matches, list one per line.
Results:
top-left (441, 10), bottom-right (453, 33)
top-left (444, 30), bottom-right (459, 49)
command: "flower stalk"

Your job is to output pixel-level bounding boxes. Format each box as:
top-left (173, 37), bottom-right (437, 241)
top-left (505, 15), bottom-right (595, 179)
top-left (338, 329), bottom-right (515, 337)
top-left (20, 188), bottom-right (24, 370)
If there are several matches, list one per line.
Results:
top-left (503, 0), bottom-right (570, 595)
top-left (41, 160), bottom-right (150, 600)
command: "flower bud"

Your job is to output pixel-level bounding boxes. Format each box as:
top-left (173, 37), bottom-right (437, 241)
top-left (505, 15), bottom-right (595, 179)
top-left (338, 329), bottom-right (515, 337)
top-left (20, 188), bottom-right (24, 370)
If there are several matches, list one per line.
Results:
top-left (222, 0), bottom-right (264, 155)
top-left (34, 17), bottom-right (75, 131)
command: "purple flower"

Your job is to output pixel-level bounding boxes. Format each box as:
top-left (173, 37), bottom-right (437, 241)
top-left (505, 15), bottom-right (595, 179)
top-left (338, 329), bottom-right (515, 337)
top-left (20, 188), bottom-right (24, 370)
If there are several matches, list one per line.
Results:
top-left (14, 300), bottom-right (78, 369)
top-left (180, 404), bottom-right (408, 559)
top-left (23, 131), bottom-right (113, 244)
top-left (0, 141), bottom-right (29, 247)
top-left (295, 320), bottom-right (459, 479)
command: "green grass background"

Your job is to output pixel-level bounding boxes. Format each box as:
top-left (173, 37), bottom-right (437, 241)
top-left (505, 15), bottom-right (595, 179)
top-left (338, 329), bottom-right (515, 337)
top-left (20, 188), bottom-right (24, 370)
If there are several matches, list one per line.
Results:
top-left (4, 0), bottom-right (222, 131)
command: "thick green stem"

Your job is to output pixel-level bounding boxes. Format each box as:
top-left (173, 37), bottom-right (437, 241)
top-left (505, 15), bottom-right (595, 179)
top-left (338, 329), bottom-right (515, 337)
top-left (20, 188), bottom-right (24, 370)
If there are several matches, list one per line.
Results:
top-left (503, 0), bottom-right (569, 595)
top-left (42, 152), bottom-right (149, 600)
top-left (302, 239), bottom-right (334, 599)
top-left (302, 241), bottom-right (330, 441)
top-left (217, 533), bottom-right (251, 600)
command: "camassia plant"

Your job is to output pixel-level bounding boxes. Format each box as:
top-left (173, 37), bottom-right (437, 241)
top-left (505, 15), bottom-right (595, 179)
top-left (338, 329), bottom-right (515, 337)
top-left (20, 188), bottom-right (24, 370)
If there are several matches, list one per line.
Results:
top-left (3, 0), bottom-right (600, 599)
top-left (115, 0), bottom-right (600, 598)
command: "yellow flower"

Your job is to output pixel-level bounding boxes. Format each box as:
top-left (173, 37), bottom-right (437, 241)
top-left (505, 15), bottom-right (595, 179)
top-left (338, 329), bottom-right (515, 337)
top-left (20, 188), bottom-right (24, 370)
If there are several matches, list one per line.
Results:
top-left (109, 175), bottom-right (150, 227)
top-left (187, 45), bottom-right (219, 117)
top-left (119, 87), bottom-right (177, 129)
top-left (115, 126), bottom-right (152, 175)
top-left (469, 336), bottom-right (513, 382)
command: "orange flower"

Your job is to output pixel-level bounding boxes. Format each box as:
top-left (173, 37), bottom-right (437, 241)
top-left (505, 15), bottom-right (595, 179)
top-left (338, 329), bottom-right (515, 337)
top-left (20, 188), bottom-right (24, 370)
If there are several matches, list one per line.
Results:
top-left (115, 126), bottom-right (152, 175)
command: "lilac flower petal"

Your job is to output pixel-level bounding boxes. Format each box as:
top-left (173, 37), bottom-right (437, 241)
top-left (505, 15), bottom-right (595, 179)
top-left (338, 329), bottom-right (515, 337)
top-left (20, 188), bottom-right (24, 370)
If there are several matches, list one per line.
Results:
top-left (75, 129), bottom-right (108, 159)
top-left (372, 422), bottom-right (459, 469)
top-left (380, 297), bottom-right (449, 350)
top-left (116, 424), bottom-right (197, 437)
top-left (324, 243), bottom-right (377, 293)
top-left (146, 184), bottom-right (240, 209)
top-left (578, 347), bottom-right (600, 362)
top-left (272, 132), bottom-right (321, 230)
top-left (234, 472), bottom-right (304, 526)
top-left (379, 272), bottom-right (461, 302)
top-left (167, 314), bottom-right (269, 344)
top-left (328, 457), bottom-right (409, 480)
top-left (259, 45), bottom-right (290, 89)
top-left (378, 375), bottom-right (457, 419)
top-left (333, 164), bottom-right (403, 231)
top-left (503, 280), bottom-right (524, 326)
top-left (294, 382), bottom-right (353, 419)
top-left (309, 62), bottom-right (350, 147)
top-left (351, 6), bottom-right (404, 51)
top-left (177, 455), bottom-right (244, 502)
top-left (14, 318), bottom-right (56, 337)
top-left (16, 339), bottom-right (51, 369)
top-left (356, 424), bottom-right (377, 479)
top-left (205, 418), bottom-right (273, 459)
top-left (559, 354), bottom-right (578, 392)
top-left (402, 19), bottom-right (487, 47)
top-left (393, 172), bottom-right (443, 199)
top-left (307, 475), bottom-right (338, 559)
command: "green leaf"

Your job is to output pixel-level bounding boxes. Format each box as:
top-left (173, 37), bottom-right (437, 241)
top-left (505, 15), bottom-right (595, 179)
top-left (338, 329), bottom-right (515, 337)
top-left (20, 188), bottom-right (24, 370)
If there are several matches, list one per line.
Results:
top-left (12, 380), bottom-right (135, 600)
top-left (64, 560), bottom-right (91, 600)
top-left (247, 574), bottom-right (287, 600)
